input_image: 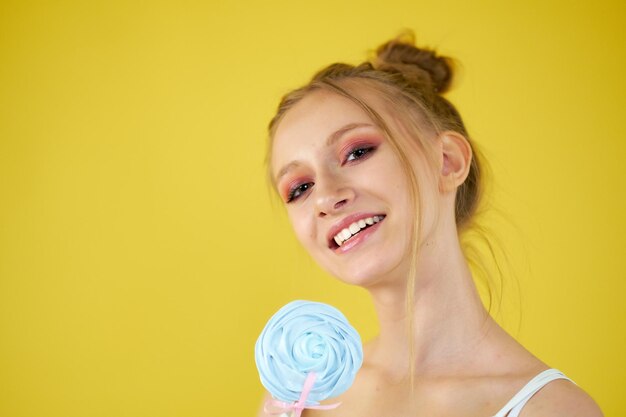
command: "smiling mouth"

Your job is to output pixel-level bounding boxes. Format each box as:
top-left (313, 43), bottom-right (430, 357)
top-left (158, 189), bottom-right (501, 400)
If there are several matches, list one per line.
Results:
top-left (329, 215), bottom-right (386, 249)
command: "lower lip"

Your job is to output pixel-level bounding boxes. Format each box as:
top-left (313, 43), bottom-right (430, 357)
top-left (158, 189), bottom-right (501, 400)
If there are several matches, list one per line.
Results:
top-left (333, 220), bottom-right (383, 254)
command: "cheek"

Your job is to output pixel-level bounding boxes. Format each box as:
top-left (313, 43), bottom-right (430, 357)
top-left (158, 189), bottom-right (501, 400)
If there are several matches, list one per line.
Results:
top-left (365, 159), bottom-right (411, 210)
top-left (287, 209), bottom-right (317, 251)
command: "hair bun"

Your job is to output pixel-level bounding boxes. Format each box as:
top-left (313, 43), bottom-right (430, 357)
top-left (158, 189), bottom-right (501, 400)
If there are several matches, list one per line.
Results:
top-left (374, 33), bottom-right (453, 94)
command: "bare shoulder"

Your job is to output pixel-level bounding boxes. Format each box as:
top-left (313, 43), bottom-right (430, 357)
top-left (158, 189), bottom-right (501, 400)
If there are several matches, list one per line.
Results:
top-left (520, 378), bottom-right (603, 417)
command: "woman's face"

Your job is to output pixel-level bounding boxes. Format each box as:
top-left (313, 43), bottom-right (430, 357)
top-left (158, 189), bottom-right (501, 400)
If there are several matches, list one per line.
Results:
top-left (271, 89), bottom-right (437, 287)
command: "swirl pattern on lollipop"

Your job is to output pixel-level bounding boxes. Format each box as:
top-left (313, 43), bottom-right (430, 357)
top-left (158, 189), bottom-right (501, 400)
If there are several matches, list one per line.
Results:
top-left (255, 300), bottom-right (363, 406)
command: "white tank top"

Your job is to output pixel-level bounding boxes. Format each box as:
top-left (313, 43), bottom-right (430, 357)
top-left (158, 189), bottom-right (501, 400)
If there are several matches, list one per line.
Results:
top-left (493, 368), bottom-right (575, 417)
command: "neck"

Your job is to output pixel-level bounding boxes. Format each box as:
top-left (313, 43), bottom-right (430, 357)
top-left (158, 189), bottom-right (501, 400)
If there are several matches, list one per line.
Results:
top-left (365, 222), bottom-right (494, 379)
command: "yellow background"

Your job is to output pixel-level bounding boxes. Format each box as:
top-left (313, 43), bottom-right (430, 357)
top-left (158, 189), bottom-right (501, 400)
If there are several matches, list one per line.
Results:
top-left (1, 1), bottom-right (624, 415)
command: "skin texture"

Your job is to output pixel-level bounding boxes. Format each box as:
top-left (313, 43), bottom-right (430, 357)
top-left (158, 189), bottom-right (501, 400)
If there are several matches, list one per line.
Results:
top-left (261, 90), bottom-right (603, 417)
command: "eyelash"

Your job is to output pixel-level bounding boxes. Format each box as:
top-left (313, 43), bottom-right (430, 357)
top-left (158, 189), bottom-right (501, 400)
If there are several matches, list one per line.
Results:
top-left (343, 145), bottom-right (376, 164)
top-left (285, 144), bottom-right (378, 203)
top-left (286, 182), bottom-right (313, 203)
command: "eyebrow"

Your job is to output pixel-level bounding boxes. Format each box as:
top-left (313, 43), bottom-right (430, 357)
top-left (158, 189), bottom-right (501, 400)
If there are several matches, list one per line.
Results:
top-left (274, 122), bottom-right (374, 183)
top-left (326, 122), bottom-right (373, 146)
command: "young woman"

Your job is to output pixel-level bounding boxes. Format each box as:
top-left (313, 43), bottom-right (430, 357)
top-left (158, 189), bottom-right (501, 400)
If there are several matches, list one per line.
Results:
top-left (259, 35), bottom-right (602, 417)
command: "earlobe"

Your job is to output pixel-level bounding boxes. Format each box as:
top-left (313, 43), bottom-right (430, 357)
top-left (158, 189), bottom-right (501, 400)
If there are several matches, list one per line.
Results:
top-left (438, 131), bottom-right (472, 193)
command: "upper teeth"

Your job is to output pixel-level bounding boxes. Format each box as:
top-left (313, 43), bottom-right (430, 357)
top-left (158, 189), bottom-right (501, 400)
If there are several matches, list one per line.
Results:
top-left (333, 216), bottom-right (384, 247)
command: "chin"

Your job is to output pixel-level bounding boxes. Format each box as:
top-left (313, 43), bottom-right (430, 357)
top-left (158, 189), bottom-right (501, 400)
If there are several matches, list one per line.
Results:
top-left (308, 238), bottom-right (408, 286)
top-left (332, 271), bottom-right (378, 287)
top-left (326, 256), bottom-right (406, 288)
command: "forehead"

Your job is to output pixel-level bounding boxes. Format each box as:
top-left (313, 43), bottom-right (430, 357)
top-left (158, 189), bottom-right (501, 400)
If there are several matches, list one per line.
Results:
top-left (271, 90), bottom-right (378, 174)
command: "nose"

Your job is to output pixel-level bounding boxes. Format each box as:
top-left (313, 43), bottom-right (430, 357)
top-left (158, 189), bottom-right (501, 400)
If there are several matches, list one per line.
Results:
top-left (314, 174), bottom-right (355, 218)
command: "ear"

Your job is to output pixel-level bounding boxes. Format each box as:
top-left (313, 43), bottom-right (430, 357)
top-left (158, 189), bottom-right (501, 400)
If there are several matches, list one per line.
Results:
top-left (438, 131), bottom-right (472, 193)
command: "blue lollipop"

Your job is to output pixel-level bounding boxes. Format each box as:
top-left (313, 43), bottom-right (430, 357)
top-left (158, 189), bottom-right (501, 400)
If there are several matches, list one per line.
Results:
top-left (255, 300), bottom-right (363, 416)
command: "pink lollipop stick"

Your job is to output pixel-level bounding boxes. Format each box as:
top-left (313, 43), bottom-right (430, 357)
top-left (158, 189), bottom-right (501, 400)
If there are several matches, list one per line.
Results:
top-left (264, 372), bottom-right (341, 417)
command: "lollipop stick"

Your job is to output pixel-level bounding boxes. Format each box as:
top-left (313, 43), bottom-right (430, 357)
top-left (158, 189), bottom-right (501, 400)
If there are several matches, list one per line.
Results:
top-left (264, 372), bottom-right (341, 416)
top-left (293, 372), bottom-right (317, 417)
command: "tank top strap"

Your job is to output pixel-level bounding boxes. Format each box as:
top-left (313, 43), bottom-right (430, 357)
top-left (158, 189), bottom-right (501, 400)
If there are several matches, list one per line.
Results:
top-left (492, 369), bottom-right (575, 417)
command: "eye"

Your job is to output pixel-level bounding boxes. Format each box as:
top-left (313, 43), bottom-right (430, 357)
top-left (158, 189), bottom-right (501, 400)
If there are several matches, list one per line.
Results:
top-left (344, 145), bottom-right (376, 164)
top-left (287, 182), bottom-right (314, 203)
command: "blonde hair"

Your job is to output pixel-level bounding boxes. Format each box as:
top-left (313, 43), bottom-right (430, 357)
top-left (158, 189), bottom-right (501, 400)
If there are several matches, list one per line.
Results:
top-left (267, 33), bottom-right (489, 387)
